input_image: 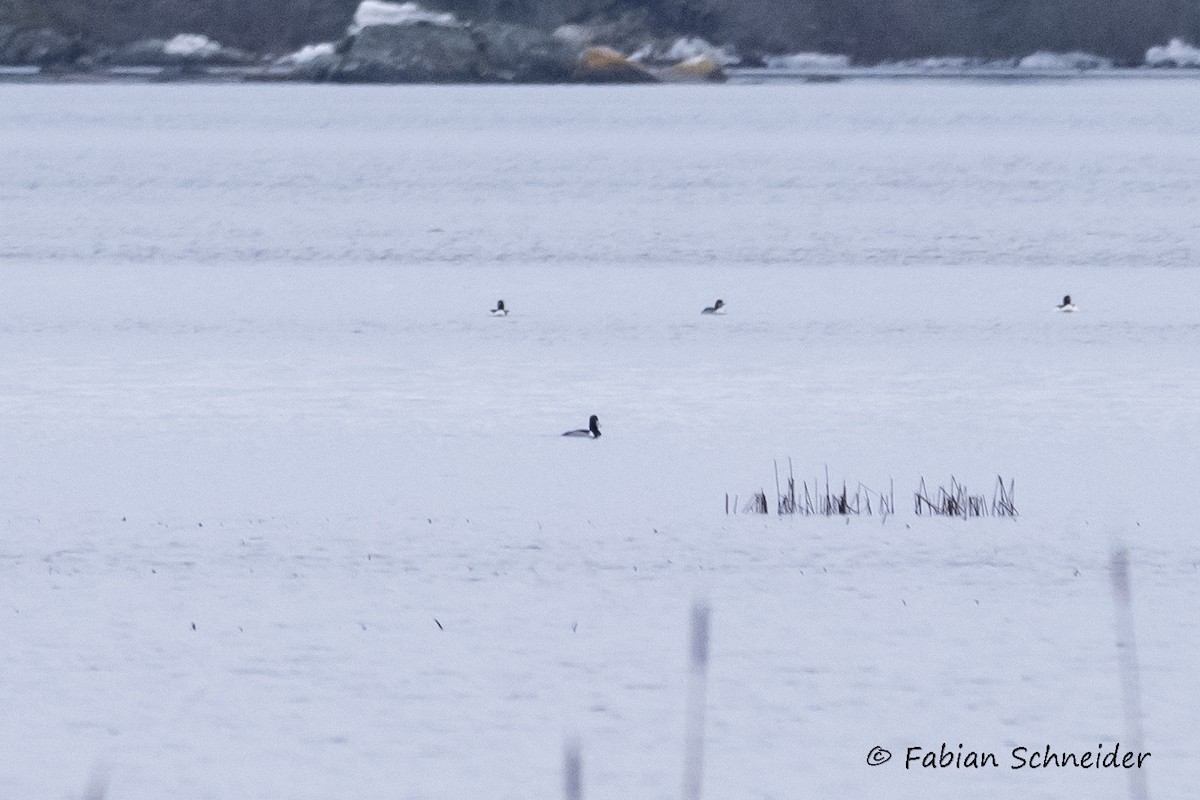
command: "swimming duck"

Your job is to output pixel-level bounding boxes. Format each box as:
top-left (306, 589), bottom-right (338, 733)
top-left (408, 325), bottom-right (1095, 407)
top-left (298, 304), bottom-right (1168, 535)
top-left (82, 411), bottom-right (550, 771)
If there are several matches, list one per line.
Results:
top-left (562, 415), bottom-right (601, 438)
top-left (701, 299), bottom-right (725, 315)
top-left (1056, 295), bottom-right (1076, 312)
top-left (491, 300), bottom-right (508, 316)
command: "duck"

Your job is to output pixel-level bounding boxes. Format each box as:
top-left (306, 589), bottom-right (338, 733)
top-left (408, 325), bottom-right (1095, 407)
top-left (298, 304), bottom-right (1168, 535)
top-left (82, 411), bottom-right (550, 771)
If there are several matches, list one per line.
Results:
top-left (701, 299), bottom-right (725, 315)
top-left (1056, 295), bottom-right (1076, 312)
top-left (562, 415), bottom-right (601, 438)
top-left (491, 300), bottom-right (508, 316)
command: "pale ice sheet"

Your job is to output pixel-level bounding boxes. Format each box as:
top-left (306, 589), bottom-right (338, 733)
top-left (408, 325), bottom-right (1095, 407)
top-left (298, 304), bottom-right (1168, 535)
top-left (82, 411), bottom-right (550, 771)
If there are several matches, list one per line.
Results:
top-left (3, 82), bottom-right (1200, 270)
top-left (1, 82), bottom-right (1200, 800)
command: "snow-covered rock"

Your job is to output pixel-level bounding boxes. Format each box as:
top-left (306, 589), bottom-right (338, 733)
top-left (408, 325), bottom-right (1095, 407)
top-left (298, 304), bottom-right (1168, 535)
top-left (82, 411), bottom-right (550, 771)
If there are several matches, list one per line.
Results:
top-left (335, 23), bottom-right (478, 81)
top-left (276, 43), bottom-right (337, 66)
top-left (549, 12), bottom-right (655, 55)
top-left (1018, 50), bottom-right (1112, 70)
top-left (626, 37), bottom-right (740, 67)
top-left (573, 46), bottom-right (657, 82)
top-left (661, 37), bottom-right (739, 66)
top-left (106, 35), bottom-right (254, 67)
top-left (349, 1), bottom-right (460, 34)
top-left (762, 52), bottom-right (851, 70)
top-left (334, 20), bottom-right (580, 83)
top-left (1145, 38), bottom-right (1200, 67)
top-left (269, 42), bottom-right (340, 80)
top-left (903, 56), bottom-right (974, 70)
top-left (162, 34), bottom-right (222, 59)
top-left (551, 24), bottom-right (592, 46)
top-left (656, 55), bottom-right (727, 82)
top-left (284, 1), bottom-right (658, 83)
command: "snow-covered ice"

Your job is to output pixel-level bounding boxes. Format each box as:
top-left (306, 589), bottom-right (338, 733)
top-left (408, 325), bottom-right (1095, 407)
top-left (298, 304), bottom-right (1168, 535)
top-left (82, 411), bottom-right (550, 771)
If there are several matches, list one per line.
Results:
top-left (1, 81), bottom-right (1199, 800)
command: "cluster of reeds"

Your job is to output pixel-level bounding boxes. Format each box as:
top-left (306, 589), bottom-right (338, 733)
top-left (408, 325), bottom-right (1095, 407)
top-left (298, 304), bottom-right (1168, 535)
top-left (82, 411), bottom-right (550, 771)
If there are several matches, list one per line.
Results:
top-left (725, 491), bottom-right (770, 514)
top-left (726, 462), bottom-right (895, 518)
top-left (914, 475), bottom-right (1017, 518)
top-left (727, 464), bottom-right (1015, 519)
top-left (772, 460), bottom-right (895, 517)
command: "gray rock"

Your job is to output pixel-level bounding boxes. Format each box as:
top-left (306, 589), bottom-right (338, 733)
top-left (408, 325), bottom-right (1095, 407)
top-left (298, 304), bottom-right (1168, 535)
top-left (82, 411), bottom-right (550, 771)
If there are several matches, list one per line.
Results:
top-left (104, 38), bottom-right (171, 67)
top-left (290, 52), bottom-right (342, 81)
top-left (552, 11), bottom-right (655, 55)
top-left (572, 46), bottom-right (658, 83)
top-left (104, 37), bottom-right (255, 68)
top-left (653, 56), bottom-right (727, 83)
top-left (332, 23), bottom-right (482, 82)
top-left (471, 22), bottom-right (578, 82)
top-left (332, 21), bottom-right (579, 83)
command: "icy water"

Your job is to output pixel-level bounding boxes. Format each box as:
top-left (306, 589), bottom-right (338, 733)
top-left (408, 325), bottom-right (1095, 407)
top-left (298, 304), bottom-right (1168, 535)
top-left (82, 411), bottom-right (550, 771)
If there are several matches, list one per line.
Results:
top-left (2, 82), bottom-right (1200, 800)
top-left (4, 81), bottom-right (1200, 268)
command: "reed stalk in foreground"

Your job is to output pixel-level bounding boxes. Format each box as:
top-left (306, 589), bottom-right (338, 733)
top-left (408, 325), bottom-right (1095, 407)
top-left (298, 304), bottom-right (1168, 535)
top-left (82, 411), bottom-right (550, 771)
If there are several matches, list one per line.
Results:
top-left (682, 602), bottom-right (710, 800)
top-left (1111, 548), bottom-right (1151, 800)
top-left (563, 737), bottom-right (583, 800)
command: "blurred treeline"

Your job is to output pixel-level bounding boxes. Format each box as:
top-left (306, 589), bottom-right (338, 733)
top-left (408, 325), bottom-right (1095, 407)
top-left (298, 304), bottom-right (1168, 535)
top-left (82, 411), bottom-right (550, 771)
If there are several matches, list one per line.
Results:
top-left (3, 0), bottom-right (1198, 62)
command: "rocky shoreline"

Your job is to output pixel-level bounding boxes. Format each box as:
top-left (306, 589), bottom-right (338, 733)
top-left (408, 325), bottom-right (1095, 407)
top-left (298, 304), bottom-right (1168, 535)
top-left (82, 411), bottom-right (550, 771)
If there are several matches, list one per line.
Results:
top-left (5, 1), bottom-right (1200, 85)
top-left (0, 2), bottom-right (729, 84)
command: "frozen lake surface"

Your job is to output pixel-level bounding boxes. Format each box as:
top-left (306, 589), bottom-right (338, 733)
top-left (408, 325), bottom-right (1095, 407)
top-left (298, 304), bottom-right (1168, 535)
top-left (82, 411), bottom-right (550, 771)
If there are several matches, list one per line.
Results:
top-left (1, 81), bottom-right (1199, 799)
